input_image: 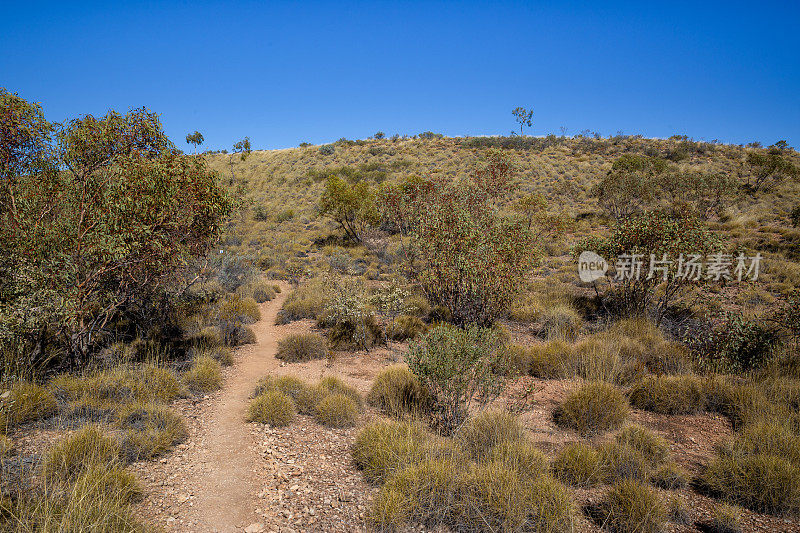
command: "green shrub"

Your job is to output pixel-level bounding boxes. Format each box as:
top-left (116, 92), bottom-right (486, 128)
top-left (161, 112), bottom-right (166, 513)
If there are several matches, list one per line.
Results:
top-left (382, 152), bottom-right (537, 327)
top-left (598, 442), bottom-right (650, 483)
top-left (3, 381), bottom-right (58, 427)
top-left (552, 442), bottom-right (603, 487)
top-left (406, 325), bottom-right (504, 434)
top-left (628, 375), bottom-right (706, 415)
top-left (554, 382), bottom-right (629, 435)
top-left (651, 463), bottom-right (689, 490)
top-left (710, 503), bottom-right (743, 533)
top-left (457, 410), bottom-right (524, 461)
top-left (615, 425), bottom-right (669, 467)
top-left (367, 365), bottom-right (430, 418)
top-left (183, 355), bottom-right (222, 393)
top-left (246, 389), bottom-right (296, 427)
top-left (117, 403), bottom-right (187, 462)
top-left (314, 393), bottom-right (359, 428)
top-left (596, 480), bottom-right (666, 533)
top-left (43, 426), bottom-right (121, 483)
top-left (714, 313), bottom-right (779, 372)
top-left (276, 333), bottom-right (327, 362)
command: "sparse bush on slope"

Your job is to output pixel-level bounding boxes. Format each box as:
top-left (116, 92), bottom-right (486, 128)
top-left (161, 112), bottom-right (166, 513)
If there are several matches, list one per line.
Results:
top-left (406, 324), bottom-right (505, 434)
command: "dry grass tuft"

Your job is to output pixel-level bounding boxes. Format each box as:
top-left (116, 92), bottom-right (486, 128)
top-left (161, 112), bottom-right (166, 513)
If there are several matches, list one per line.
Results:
top-left (246, 389), bottom-right (296, 427)
top-left (50, 364), bottom-right (185, 405)
top-left (2, 381), bottom-right (58, 427)
top-left (628, 375), bottom-right (706, 415)
top-left (457, 410), bottom-right (524, 461)
top-left (318, 376), bottom-right (363, 408)
top-left (701, 420), bottom-right (800, 515)
top-left (314, 393), bottom-right (359, 428)
top-left (651, 463), bottom-right (689, 490)
top-left (43, 426), bottom-right (121, 483)
top-left (709, 503), bottom-right (743, 533)
top-left (595, 479), bottom-right (665, 533)
top-left (367, 365), bottom-right (430, 418)
top-left (352, 419), bottom-right (432, 484)
top-left (554, 381), bottom-right (629, 435)
top-left (117, 403), bottom-right (187, 462)
top-left (552, 442), bottom-right (603, 487)
top-left (615, 425), bottom-right (670, 467)
top-left (276, 333), bottom-right (328, 362)
top-left (597, 441), bottom-right (650, 483)
top-left (183, 355), bottom-right (223, 393)
top-left (253, 375), bottom-right (323, 414)
top-left (489, 439), bottom-right (549, 481)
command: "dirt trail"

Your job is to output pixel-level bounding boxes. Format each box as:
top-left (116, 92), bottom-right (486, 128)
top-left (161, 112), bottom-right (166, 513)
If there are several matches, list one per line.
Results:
top-left (186, 283), bottom-right (289, 532)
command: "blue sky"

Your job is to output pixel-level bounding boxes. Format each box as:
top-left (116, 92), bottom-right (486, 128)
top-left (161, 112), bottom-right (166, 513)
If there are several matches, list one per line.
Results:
top-left (2, 1), bottom-right (799, 150)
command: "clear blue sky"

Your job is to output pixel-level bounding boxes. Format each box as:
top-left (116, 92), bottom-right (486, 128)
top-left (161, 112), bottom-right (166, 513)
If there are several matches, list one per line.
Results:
top-left (2, 1), bottom-right (799, 150)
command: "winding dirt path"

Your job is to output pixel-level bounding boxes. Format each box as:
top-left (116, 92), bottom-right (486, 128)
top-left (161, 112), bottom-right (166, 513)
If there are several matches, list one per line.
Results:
top-left (186, 284), bottom-right (289, 531)
top-left (134, 282), bottom-right (380, 531)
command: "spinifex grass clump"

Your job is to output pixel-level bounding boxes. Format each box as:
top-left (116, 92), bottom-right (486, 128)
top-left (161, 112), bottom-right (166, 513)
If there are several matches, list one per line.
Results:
top-left (701, 420), bottom-right (800, 515)
top-left (50, 364), bottom-right (185, 405)
top-left (117, 403), bottom-right (188, 462)
top-left (1, 381), bottom-right (58, 428)
top-left (594, 479), bottom-right (666, 533)
top-left (247, 389), bottom-right (296, 427)
top-left (275, 333), bottom-right (327, 362)
top-left (552, 443), bottom-right (604, 487)
top-left (367, 365), bottom-right (430, 419)
top-left (313, 393), bottom-right (359, 428)
top-left (553, 381), bottom-right (629, 435)
top-left (7, 425), bottom-right (146, 531)
top-left (183, 355), bottom-right (223, 393)
top-left (354, 414), bottom-right (574, 532)
top-left (247, 374), bottom-right (362, 428)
